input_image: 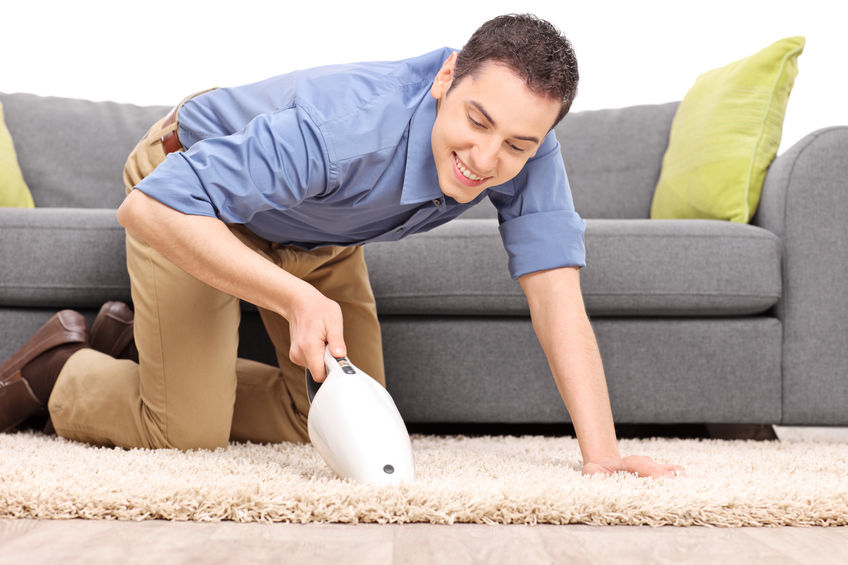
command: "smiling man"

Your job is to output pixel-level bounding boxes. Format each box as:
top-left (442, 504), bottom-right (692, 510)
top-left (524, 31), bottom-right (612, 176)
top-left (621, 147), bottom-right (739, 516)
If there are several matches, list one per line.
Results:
top-left (1, 14), bottom-right (682, 478)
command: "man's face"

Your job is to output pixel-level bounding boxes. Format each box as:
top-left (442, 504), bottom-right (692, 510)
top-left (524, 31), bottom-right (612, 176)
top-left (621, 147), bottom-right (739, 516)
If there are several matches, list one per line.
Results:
top-left (429, 53), bottom-right (562, 203)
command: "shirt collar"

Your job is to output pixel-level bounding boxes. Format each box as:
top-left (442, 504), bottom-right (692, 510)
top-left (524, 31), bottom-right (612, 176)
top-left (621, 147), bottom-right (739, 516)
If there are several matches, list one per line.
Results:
top-left (401, 93), bottom-right (444, 205)
top-left (400, 91), bottom-right (516, 204)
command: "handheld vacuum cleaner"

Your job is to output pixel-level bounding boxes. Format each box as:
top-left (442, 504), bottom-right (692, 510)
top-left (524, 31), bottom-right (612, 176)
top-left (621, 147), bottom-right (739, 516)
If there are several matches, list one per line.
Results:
top-left (305, 345), bottom-right (415, 485)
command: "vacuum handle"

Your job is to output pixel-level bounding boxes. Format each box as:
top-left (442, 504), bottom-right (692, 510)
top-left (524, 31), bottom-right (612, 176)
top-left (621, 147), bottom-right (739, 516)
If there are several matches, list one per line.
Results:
top-left (306, 345), bottom-right (359, 403)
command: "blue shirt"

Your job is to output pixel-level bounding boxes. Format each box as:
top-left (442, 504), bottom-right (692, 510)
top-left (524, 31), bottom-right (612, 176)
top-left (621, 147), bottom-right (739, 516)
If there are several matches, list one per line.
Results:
top-left (135, 47), bottom-right (586, 278)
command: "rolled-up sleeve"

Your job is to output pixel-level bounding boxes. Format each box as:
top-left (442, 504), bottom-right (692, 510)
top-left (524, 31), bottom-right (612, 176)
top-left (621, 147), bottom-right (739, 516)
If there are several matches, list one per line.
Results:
top-left (134, 105), bottom-right (329, 224)
top-left (490, 132), bottom-right (586, 279)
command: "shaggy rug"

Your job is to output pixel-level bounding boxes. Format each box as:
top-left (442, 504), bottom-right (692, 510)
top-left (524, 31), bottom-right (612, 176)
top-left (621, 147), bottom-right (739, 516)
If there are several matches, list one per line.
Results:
top-left (1, 431), bottom-right (846, 527)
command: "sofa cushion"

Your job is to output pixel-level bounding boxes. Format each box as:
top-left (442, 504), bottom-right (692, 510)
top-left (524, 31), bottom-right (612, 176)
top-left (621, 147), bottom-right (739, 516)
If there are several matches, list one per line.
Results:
top-left (556, 102), bottom-right (678, 220)
top-left (651, 37), bottom-right (805, 223)
top-left (0, 101), bottom-right (34, 208)
top-left (581, 219), bottom-right (781, 316)
top-left (0, 208), bottom-right (130, 308)
top-left (0, 211), bottom-right (781, 318)
top-left (365, 218), bottom-right (781, 317)
top-left (367, 220), bottom-right (520, 315)
top-left (0, 92), bottom-right (168, 209)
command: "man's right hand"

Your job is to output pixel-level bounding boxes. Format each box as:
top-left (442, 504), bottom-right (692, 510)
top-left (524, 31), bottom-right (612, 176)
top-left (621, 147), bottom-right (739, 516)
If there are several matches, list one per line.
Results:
top-left (287, 285), bottom-right (346, 383)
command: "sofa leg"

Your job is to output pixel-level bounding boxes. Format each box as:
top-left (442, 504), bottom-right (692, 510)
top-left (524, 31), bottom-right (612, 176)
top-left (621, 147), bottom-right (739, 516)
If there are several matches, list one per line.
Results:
top-left (705, 423), bottom-right (778, 440)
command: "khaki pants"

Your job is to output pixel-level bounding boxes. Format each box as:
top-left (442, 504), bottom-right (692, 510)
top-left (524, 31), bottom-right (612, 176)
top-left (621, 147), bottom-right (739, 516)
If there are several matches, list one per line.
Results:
top-left (48, 107), bottom-right (385, 450)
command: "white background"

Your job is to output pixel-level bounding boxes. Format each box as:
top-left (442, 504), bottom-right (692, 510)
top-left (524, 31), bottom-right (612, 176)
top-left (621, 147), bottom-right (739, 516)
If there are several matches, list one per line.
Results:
top-left (2, 0), bottom-right (845, 154)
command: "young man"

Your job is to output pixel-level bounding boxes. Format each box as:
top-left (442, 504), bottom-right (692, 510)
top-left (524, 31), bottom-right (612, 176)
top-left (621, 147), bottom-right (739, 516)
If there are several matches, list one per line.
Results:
top-left (1, 14), bottom-right (683, 479)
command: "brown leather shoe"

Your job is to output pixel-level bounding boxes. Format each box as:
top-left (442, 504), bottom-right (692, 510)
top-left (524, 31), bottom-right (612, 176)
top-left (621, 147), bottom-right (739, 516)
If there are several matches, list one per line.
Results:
top-left (0, 310), bottom-right (88, 433)
top-left (90, 301), bottom-right (138, 363)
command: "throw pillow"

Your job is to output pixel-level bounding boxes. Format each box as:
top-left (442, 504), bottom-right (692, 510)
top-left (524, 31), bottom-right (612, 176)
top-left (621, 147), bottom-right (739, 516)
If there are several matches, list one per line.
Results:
top-left (650, 36), bottom-right (805, 223)
top-left (0, 100), bottom-right (35, 207)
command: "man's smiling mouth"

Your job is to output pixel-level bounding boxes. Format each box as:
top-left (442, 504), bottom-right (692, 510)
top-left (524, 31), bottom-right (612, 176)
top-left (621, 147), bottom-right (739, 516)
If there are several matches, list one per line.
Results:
top-left (452, 152), bottom-right (491, 185)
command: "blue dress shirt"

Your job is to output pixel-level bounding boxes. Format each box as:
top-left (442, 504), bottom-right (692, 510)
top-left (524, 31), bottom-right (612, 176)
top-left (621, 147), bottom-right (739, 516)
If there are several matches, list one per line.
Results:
top-left (135, 48), bottom-right (586, 278)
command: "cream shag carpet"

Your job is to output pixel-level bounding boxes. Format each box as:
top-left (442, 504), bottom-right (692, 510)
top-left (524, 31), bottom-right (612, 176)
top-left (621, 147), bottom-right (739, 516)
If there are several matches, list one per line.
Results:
top-left (1, 432), bottom-right (846, 527)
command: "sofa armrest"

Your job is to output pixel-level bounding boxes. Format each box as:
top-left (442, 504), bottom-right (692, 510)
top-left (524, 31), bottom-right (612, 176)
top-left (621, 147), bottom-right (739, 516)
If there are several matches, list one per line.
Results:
top-left (0, 207), bottom-right (130, 308)
top-left (753, 126), bottom-right (848, 424)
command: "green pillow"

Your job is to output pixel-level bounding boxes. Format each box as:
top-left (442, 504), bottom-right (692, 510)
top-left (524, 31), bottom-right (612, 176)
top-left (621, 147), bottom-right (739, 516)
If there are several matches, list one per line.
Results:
top-left (651, 36), bottom-right (805, 223)
top-left (0, 101), bottom-right (35, 208)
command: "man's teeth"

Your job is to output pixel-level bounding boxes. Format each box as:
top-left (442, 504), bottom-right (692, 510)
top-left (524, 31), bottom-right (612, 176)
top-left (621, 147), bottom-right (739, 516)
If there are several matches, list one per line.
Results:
top-left (455, 154), bottom-right (484, 181)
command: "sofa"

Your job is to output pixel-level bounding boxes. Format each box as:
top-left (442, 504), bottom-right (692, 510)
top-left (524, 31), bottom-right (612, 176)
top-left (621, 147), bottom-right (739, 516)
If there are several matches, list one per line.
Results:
top-left (1, 91), bottom-right (846, 430)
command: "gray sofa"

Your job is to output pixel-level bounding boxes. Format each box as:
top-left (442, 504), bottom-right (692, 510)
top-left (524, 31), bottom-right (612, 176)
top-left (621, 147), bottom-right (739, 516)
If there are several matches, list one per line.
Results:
top-left (1, 91), bottom-right (846, 430)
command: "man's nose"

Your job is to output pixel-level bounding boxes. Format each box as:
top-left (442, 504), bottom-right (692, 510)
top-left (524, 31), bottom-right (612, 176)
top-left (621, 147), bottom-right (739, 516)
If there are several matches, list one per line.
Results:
top-left (470, 138), bottom-right (499, 174)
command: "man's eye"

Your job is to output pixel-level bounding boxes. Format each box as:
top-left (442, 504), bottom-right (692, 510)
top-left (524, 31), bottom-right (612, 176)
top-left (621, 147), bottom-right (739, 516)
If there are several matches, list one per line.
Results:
top-left (468, 115), bottom-right (485, 128)
top-left (508, 143), bottom-right (525, 152)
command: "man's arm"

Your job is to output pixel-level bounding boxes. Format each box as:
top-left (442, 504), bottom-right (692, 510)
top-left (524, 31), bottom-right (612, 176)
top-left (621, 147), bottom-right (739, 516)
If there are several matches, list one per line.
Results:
top-left (117, 189), bottom-right (346, 381)
top-left (518, 266), bottom-right (685, 478)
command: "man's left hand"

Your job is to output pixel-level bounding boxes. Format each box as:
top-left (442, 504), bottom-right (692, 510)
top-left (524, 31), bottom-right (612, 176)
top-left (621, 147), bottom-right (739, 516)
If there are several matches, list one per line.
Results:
top-left (582, 455), bottom-right (686, 479)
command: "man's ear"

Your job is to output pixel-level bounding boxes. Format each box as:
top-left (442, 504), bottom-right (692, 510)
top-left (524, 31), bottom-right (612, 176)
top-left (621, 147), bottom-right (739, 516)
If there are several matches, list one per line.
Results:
top-left (430, 51), bottom-right (458, 100)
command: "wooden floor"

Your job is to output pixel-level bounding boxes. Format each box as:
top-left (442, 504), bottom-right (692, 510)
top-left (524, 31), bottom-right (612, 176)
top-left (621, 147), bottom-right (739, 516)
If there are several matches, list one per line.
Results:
top-left (1, 519), bottom-right (847, 564)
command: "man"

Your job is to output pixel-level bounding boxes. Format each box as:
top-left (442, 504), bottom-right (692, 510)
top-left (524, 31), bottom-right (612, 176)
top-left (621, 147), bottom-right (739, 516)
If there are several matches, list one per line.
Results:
top-left (1, 14), bottom-right (683, 478)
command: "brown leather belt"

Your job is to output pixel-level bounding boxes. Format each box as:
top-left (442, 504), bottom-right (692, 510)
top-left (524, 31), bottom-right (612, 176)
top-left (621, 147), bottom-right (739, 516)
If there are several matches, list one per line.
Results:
top-left (160, 105), bottom-right (182, 155)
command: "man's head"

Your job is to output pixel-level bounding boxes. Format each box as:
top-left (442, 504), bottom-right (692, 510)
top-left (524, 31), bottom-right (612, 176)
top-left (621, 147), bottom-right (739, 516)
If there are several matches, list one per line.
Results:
top-left (429, 14), bottom-right (579, 203)
top-left (451, 14), bottom-right (579, 124)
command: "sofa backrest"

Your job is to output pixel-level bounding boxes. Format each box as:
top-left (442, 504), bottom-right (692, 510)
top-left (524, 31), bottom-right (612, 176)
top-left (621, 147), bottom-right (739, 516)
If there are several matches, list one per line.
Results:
top-left (1, 92), bottom-right (167, 209)
top-left (557, 102), bottom-right (678, 219)
top-left (1, 91), bottom-right (676, 218)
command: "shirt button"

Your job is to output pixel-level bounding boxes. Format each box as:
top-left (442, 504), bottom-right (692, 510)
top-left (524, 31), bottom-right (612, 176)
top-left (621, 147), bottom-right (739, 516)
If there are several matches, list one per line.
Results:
top-left (433, 199), bottom-right (442, 207)
top-left (396, 227), bottom-right (404, 233)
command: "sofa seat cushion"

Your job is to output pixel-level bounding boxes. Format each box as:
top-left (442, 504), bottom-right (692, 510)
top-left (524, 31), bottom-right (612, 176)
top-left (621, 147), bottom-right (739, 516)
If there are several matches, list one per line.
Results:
top-left (366, 218), bottom-right (781, 317)
top-left (366, 220), bottom-right (520, 316)
top-left (0, 211), bottom-right (781, 318)
top-left (581, 219), bottom-right (781, 316)
top-left (0, 208), bottom-right (130, 308)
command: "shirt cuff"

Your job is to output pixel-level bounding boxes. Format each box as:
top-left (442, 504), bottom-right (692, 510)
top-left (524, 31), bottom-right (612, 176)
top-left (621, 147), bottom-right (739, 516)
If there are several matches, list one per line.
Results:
top-left (499, 210), bottom-right (587, 279)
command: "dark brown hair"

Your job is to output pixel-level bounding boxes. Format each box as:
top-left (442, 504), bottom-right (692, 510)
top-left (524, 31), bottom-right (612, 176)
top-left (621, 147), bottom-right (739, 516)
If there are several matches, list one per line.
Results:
top-left (450, 14), bottom-right (579, 127)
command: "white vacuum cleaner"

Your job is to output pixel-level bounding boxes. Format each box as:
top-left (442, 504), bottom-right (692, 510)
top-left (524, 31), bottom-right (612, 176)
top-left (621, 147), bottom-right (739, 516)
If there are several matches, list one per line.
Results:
top-left (305, 345), bottom-right (415, 485)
